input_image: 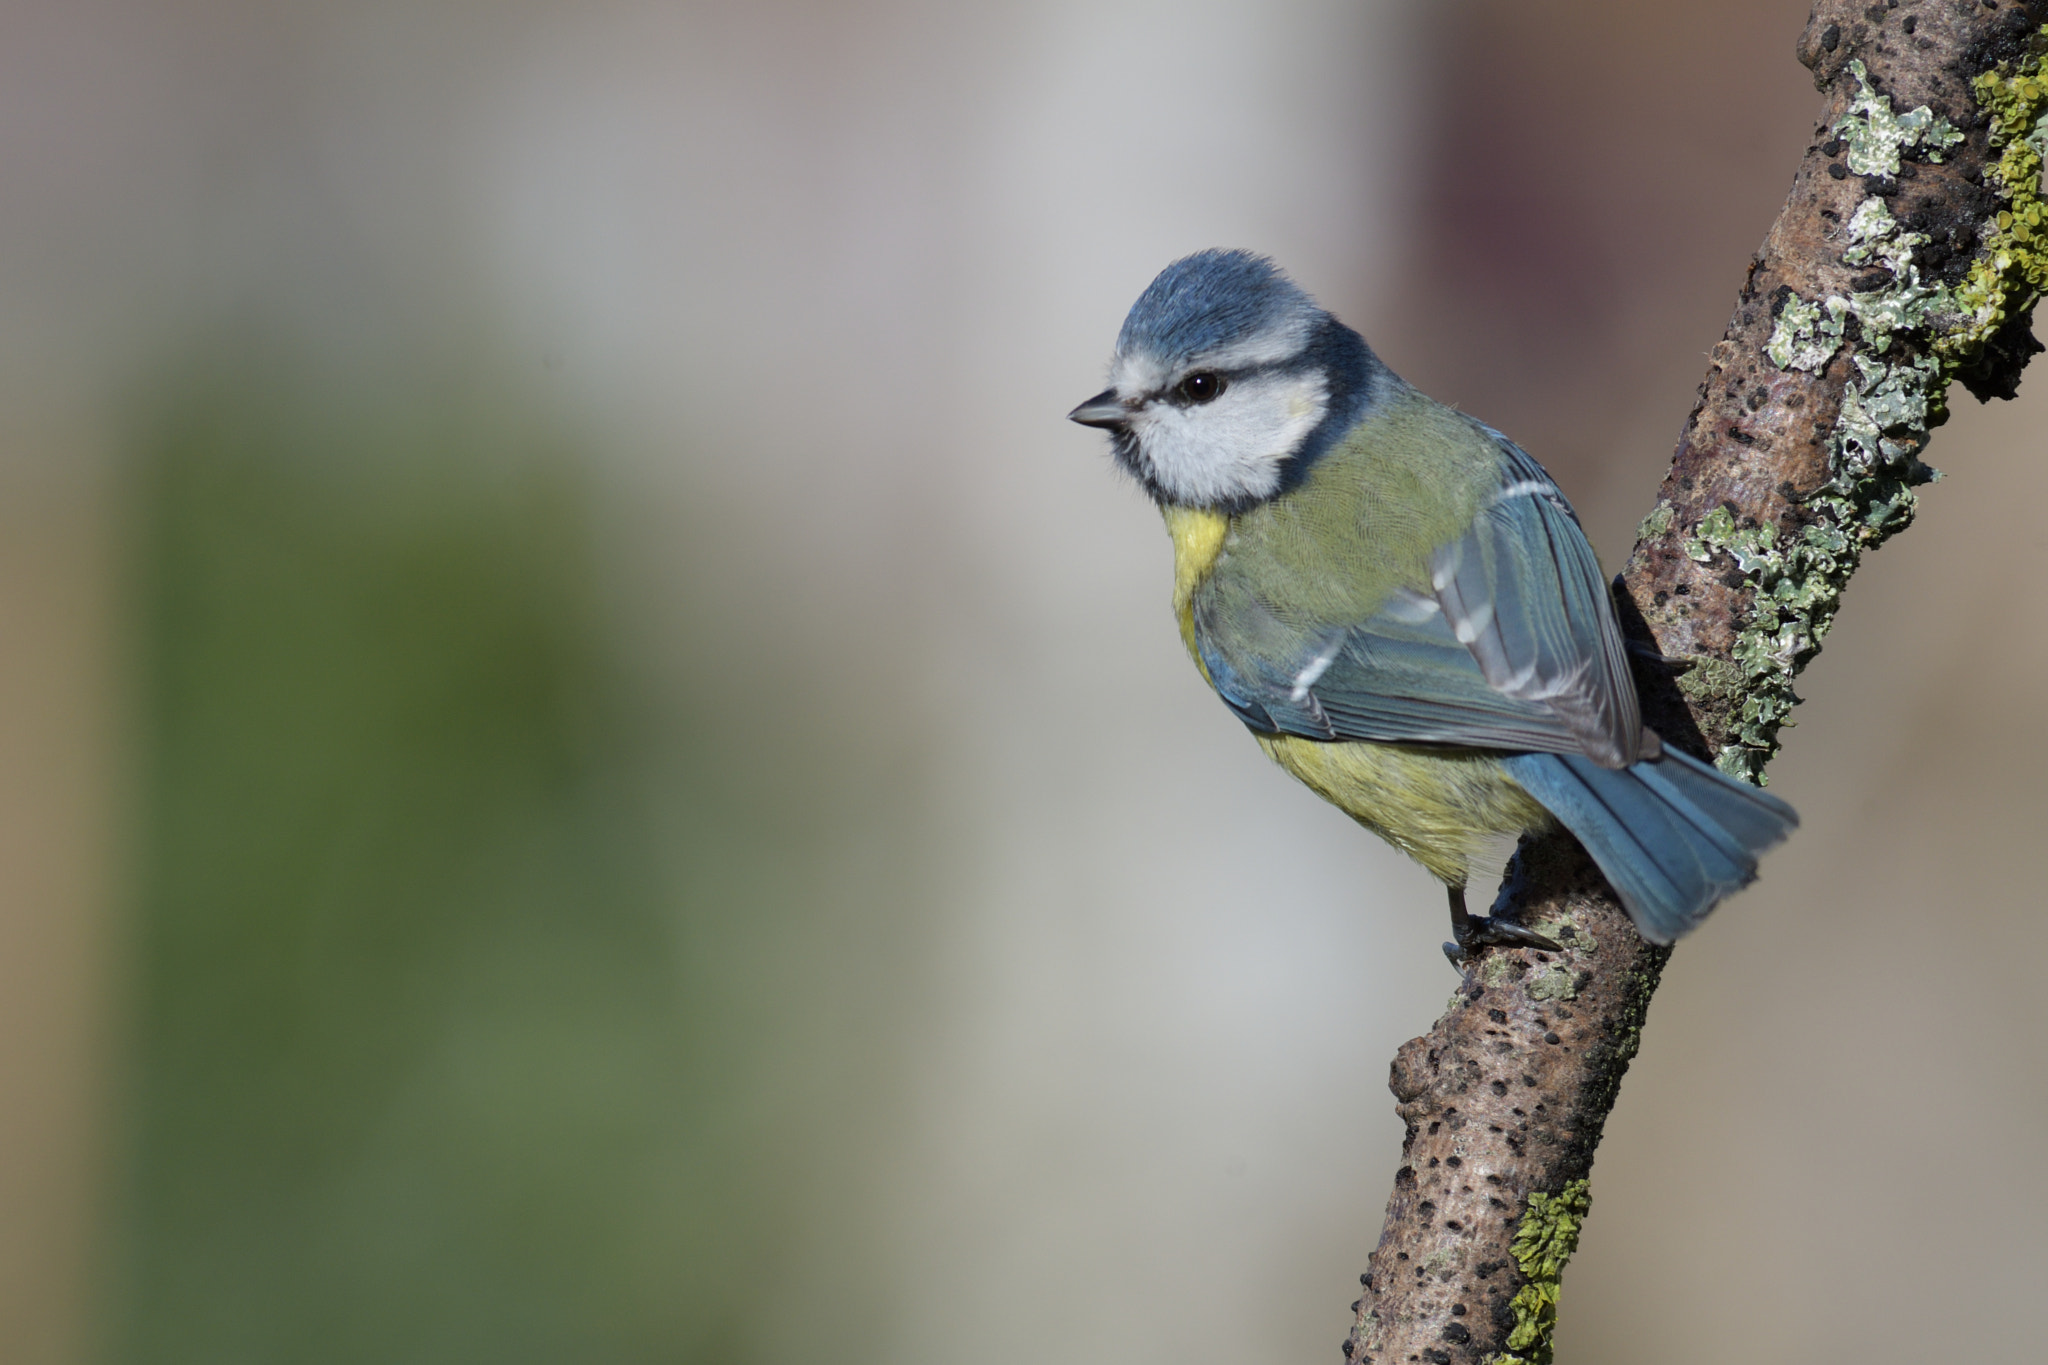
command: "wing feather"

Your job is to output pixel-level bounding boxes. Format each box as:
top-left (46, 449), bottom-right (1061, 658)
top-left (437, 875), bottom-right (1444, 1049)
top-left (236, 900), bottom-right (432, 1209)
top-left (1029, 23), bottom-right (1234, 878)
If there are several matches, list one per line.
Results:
top-left (1193, 431), bottom-right (1642, 763)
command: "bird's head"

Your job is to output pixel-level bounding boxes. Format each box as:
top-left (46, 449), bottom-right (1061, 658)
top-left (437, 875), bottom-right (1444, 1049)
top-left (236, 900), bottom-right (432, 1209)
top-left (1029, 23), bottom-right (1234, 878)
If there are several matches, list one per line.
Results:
top-left (1069, 250), bottom-right (1382, 510)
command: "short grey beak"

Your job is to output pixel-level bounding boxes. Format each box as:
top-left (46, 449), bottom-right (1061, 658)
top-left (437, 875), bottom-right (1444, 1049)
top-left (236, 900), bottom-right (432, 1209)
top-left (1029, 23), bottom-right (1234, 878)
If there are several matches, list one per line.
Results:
top-left (1067, 389), bottom-right (1128, 429)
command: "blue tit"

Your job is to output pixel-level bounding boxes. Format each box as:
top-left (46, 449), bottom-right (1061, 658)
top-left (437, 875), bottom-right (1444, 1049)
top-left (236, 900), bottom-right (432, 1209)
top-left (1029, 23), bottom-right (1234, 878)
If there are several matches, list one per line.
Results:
top-left (1069, 250), bottom-right (1795, 959)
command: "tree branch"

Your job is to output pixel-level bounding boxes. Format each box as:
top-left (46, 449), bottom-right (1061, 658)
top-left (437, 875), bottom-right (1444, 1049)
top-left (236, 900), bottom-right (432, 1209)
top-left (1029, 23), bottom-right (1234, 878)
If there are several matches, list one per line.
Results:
top-left (1347, 5), bottom-right (2048, 1362)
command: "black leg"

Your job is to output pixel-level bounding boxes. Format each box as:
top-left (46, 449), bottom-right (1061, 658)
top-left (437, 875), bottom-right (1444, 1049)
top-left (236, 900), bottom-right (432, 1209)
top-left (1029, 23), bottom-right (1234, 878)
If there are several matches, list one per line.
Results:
top-left (1441, 885), bottom-right (1474, 968)
top-left (1442, 883), bottom-right (1562, 969)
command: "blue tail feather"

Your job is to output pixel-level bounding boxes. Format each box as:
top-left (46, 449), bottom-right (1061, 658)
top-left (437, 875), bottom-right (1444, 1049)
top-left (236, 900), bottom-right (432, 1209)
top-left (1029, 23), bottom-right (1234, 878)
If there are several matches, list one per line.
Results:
top-left (1501, 748), bottom-right (1797, 944)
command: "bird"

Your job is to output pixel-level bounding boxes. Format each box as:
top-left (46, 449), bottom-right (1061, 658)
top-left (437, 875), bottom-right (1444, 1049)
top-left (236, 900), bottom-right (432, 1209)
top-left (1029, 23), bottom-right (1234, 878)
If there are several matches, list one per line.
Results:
top-left (1068, 249), bottom-right (1795, 962)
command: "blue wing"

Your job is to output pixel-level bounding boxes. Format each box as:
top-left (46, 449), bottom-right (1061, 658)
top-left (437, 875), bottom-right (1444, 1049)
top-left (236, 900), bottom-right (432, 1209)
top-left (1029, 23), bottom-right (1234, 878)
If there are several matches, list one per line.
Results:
top-left (1193, 436), bottom-right (1643, 766)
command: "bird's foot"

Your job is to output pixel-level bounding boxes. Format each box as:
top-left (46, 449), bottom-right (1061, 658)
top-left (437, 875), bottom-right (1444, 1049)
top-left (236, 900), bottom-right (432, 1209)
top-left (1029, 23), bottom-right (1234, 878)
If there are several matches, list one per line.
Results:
top-left (1442, 917), bottom-right (1563, 964)
top-left (1443, 885), bottom-right (1562, 970)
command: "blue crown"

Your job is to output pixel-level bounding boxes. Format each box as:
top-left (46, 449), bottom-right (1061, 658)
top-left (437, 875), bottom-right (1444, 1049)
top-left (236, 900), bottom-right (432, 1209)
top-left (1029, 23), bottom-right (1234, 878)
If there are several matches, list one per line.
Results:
top-left (1115, 250), bottom-right (1318, 367)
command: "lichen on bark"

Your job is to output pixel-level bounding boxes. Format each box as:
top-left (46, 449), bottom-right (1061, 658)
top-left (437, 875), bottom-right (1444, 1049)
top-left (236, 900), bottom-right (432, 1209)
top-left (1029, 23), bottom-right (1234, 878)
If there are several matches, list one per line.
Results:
top-left (1485, 1180), bottom-right (1592, 1365)
top-left (1942, 27), bottom-right (2048, 369)
top-left (1702, 31), bottom-right (2048, 783)
top-left (1345, 7), bottom-right (2048, 1364)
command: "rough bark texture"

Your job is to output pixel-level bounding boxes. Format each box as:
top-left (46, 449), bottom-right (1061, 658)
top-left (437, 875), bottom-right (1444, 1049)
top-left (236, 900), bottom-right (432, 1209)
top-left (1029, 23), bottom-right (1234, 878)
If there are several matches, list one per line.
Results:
top-left (1348, 5), bottom-right (2048, 1363)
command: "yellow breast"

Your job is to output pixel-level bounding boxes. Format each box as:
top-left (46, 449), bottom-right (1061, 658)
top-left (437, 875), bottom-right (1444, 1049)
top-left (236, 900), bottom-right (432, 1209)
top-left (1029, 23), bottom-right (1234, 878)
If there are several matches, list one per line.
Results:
top-left (1161, 504), bottom-right (1229, 672)
top-left (1255, 732), bottom-right (1548, 886)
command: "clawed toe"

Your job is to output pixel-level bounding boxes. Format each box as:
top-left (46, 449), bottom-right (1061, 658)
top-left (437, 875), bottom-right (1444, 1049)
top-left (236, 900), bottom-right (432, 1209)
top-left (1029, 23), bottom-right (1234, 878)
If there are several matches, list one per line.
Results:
top-left (1459, 915), bottom-right (1561, 954)
top-left (1444, 885), bottom-right (1562, 970)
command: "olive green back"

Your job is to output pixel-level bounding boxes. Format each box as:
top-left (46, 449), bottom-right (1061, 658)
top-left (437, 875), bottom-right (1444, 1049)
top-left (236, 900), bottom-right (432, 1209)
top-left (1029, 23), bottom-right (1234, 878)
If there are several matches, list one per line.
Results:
top-left (1220, 384), bottom-right (1501, 628)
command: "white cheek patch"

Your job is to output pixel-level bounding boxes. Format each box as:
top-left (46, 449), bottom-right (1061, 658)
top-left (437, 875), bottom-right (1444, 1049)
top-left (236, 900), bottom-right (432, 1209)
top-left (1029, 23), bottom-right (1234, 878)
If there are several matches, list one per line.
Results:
top-left (1130, 370), bottom-right (1330, 506)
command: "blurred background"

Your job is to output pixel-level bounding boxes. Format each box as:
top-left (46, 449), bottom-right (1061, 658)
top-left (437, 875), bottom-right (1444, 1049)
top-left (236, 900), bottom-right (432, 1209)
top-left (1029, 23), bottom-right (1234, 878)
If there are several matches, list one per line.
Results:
top-left (1, 0), bottom-right (2041, 1361)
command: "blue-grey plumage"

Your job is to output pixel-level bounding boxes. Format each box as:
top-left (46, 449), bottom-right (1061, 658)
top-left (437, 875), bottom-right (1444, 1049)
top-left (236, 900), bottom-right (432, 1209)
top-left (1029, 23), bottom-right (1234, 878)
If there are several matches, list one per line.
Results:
top-left (1071, 250), bottom-right (1796, 948)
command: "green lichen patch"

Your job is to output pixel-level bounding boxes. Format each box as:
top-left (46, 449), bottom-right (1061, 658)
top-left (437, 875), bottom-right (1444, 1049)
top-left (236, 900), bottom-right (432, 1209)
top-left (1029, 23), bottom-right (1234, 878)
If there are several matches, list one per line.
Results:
top-left (1684, 492), bottom-right (1926, 782)
top-left (1486, 1180), bottom-right (1592, 1365)
top-left (1672, 654), bottom-right (1743, 706)
top-left (1528, 918), bottom-right (1593, 956)
top-left (1634, 501), bottom-right (1673, 543)
top-left (1707, 38), bottom-right (2048, 783)
top-left (1525, 966), bottom-right (1578, 1002)
top-left (1937, 27), bottom-right (2048, 367)
top-left (1766, 198), bottom-right (1945, 377)
top-left (1479, 953), bottom-right (1524, 988)
top-left (1838, 350), bottom-right (1941, 467)
top-left (1763, 198), bottom-right (1945, 380)
top-left (1711, 187), bottom-right (1951, 782)
top-left (1765, 292), bottom-right (1844, 371)
top-left (1832, 58), bottom-right (1962, 176)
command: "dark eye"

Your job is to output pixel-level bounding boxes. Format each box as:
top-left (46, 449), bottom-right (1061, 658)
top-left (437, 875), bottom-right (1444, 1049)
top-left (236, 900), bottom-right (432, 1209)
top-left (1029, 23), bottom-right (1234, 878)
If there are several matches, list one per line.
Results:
top-left (1176, 371), bottom-right (1226, 404)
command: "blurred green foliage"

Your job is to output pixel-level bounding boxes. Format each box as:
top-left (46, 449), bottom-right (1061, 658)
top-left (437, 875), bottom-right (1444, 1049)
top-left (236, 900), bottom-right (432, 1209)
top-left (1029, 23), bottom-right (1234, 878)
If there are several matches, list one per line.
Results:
top-left (107, 351), bottom-right (926, 1364)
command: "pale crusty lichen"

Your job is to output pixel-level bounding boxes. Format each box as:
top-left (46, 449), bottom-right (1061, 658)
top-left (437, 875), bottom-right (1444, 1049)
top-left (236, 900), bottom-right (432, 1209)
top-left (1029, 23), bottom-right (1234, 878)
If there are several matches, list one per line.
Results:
top-left (1685, 507), bottom-right (1861, 777)
top-left (1697, 52), bottom-right (2033, 784)
top-left (1486, 1180), bottom-right (1592, 1365)
top-left (1528, 917), bottom-right (1593, 957)
top-left (1633, 501), bottom-right (1673, 543)
top-left (1478, 952), bottom-right (1523, 988)
top-left (1832, 58), bottom-right (1962, 176)
top-left (1763, 292), bottom-right (1844, 370)
top-left (1761, 193), bottom-right (1949, 376)
top-left (1673, 653), bottom-right (1743, 707)
top-left (1762, 197), bottom-right (1944, 377)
